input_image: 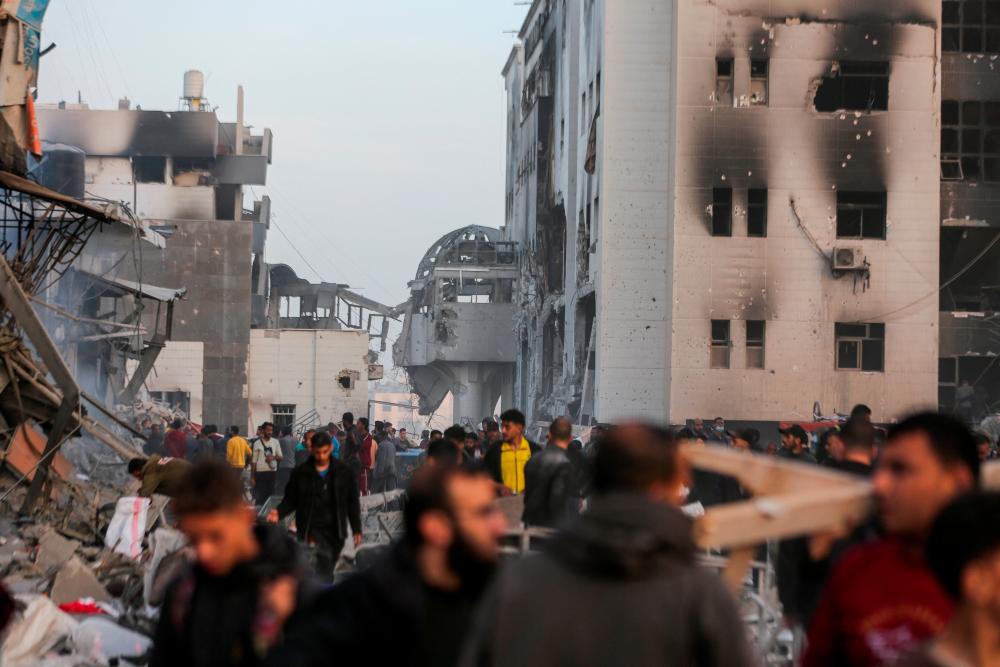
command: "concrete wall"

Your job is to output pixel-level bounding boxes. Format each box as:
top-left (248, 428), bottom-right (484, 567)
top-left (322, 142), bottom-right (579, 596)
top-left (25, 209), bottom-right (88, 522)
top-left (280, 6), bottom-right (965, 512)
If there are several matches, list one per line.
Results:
top-left (248, 329), bottom-right (370, 430)
top-left (86, 156), bottom-right (216, 220)
top-left (402, 304), bottom-right (518, 365)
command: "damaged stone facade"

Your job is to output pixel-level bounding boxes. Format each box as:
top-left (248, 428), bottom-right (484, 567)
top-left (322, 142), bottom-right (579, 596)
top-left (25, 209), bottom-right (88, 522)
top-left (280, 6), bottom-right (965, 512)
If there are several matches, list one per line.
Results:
top-left (37, 86), bottom-right (273, 430)
top-left (504, 0), bottom-right (942, 425)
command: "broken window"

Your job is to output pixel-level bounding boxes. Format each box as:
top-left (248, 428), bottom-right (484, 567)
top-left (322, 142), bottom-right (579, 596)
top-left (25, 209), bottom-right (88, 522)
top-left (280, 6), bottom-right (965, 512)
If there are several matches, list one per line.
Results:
top-left (747, 188), bottom-right (767, 237)
top-left (836, 323), bottom-right (884, 372)
top-left (712, 188), bottom-right (732, 236)
top-left (750, 59), bottom-right (768, 107)
top-left (133, 156), bottom-right (166, 183)
top-left (271, 404), bottom-right (296, 431)
top-left (814, 61), bottom-right (889, 113)
top-left (577, 206), bottom-right (591, 286)
top-left (716, 58), bottom-right (734, 106)
top-left (836, 191), bottom-right (886, 240)
top-left (710, 319), bottom-right (731, 369)
top-left (943, 0), bottom-right (1000, 53)
top-left (279, 296), bottom-right (301, 318)
top-left (337, 372), bottom-right (357, 390)
top-left (746, 320), bottom-right (765, 369)
top-left (942, 99), bottom-right (1000, 182)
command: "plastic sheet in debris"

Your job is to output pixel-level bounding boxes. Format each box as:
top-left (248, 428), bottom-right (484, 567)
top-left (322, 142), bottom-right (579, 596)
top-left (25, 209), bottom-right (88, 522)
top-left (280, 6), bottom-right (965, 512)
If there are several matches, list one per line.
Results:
top-left (104, 497), bottom-right (150, 559)
top-left (72, 616), bottom-right (152, 665)
top-left (2, 595), bottom-right (78, 667)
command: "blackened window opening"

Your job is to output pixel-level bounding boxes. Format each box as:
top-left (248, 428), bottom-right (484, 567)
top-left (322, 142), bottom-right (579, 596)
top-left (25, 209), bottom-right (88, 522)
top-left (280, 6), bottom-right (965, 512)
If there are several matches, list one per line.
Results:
top-left (814, 62), bottom-right (889, 113)
top-left (133, 156), bottom-right (166, 183)
top-left (710, 319), bottom-right (731, 369)
top-left (748, 188), bottom-right (767, 237)
top-left (836, 191), bottom-right (887, 240)
top-left (712, 188), bottom-right (732, 236)
top-left (750, 59), bottom-right (768, 106)
top-left (746, 320), bottom-right (765, 369)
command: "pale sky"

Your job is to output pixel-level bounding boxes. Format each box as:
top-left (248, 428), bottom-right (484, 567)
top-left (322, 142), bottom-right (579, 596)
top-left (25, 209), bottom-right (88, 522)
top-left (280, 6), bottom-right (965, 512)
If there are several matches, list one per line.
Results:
top-left (37, 0), bottom-right (526, 309)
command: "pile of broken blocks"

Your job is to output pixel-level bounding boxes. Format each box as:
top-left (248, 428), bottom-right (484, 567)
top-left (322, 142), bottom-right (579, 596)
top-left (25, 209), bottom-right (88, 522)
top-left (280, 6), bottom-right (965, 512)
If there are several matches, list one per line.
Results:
top-left (0, 483), bottom-right (187, 666)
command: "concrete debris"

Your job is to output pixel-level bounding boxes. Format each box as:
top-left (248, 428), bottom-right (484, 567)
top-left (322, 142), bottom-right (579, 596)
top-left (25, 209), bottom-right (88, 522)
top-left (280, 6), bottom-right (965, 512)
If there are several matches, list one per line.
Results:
top-left (50, 556), bottom-right (112, 606)
top-left (35, 529), bottom-right (81, 573)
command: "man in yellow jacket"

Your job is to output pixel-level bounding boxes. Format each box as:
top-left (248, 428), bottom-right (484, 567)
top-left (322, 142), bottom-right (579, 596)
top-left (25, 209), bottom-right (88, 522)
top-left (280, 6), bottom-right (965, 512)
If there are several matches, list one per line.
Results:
top-left (226, 425), bottom-right (252, 469)
top-left (482, 409), bottom-right (540, 495)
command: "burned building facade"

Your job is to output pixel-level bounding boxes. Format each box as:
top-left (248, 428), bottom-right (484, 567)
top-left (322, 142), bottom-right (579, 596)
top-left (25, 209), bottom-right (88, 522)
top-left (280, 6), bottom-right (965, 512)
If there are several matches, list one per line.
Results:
top-left (37, 76), bottom-right (273, 428)
top-left (504, 0), bottom-right (942, 425)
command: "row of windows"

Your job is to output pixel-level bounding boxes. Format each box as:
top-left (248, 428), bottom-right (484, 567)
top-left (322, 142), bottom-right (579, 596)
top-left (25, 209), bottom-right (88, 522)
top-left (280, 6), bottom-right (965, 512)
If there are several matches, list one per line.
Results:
top-left (715, 59), bottom-right (889, 112)
top-left (710, 189), bottom-right (887, 240)
top-left (709, 320), bottom-right (885, 372)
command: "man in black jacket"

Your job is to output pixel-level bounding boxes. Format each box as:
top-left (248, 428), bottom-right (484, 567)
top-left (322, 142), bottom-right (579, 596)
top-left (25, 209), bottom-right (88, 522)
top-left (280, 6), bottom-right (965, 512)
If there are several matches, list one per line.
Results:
top-left (463, 423), bottom-right (753, 666)
top-left (522, 417), bottom-right (580, 527)
top-left (269, 431), bottom-right (361, 582)
top-left (272, 464), bottom-right (507, 667)
top-left (151, 460), bottom-right (309, 667)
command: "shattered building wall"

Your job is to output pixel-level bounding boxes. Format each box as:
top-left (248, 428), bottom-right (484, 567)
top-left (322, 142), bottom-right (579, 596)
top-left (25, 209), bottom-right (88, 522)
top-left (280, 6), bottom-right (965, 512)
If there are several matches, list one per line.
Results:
top-left (37, 95), bottom-right (273, 430)
top-left (504, 0), bottom-right (941, 425)
top-left (248, 329), bottom-right (370, 431)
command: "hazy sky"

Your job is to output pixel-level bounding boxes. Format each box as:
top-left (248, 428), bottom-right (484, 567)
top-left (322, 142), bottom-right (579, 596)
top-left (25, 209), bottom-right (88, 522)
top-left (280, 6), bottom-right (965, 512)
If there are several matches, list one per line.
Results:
top-left (37, 0), bottom-right (526, 309)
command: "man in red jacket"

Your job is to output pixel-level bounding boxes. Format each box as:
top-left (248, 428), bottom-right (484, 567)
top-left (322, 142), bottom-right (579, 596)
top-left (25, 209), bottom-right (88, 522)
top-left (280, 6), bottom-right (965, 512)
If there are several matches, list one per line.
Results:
top-left (164, 418), bottom-right (188, 459)
top-left (804, 412), bottom-right (980, 667)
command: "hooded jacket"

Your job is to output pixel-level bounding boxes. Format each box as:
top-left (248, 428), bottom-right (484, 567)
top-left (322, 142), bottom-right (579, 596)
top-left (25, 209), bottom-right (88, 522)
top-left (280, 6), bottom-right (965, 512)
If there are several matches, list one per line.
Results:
top-left (151, 524), bottom-right (311, 667)
top-left (462, 493), bottom-right (754, 667)
top-left (521, 444), bottom-right (579, 527)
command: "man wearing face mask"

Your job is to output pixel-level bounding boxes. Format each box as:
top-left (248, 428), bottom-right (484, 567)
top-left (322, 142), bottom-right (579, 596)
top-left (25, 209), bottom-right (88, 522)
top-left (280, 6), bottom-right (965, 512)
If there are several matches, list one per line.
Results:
top-left (272, 464), bottom-right (508, 667)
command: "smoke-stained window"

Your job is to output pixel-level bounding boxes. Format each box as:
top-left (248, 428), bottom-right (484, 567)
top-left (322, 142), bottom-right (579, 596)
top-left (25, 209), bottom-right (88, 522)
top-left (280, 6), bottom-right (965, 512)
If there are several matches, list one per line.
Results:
top-left (750, 59), bottom-right (768, 107)
top-left (716, 58), bottom-right (733, 107)
top-left (943, 0), bottom-right (1000, 53)
top-left (836, 191), bottom-right (887, 240)
top-left (712, 188), bottom-right (732, 236)
top-left (814, 62), bottom-right (889, 113)
top-left (747, 189), bottom-right (767, 237)
top-left (941, 99), bottom-right (1000, 182)
top-left (746, 320), bottom-right (766, 369)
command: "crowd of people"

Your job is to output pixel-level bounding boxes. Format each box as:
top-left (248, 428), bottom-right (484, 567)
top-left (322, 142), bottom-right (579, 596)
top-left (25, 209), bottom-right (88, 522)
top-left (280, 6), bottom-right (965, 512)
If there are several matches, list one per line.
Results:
top-left (131, 405), bottom-right (1000, 667)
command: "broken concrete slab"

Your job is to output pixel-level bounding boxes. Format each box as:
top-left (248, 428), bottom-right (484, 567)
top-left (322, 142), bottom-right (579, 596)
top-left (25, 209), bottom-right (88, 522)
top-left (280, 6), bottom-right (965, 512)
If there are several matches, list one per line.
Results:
top-left (50, 556), bottom-right (112, 606)
top-left (35, 529), bottom-right (81, 572)
top-left (72, 616), bottom-right (152, 664)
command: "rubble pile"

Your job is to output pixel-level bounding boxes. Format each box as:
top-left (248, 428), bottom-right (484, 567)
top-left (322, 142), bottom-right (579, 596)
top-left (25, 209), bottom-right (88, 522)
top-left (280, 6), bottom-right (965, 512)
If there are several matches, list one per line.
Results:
top-left (0, 470), bottom-right (186, 665)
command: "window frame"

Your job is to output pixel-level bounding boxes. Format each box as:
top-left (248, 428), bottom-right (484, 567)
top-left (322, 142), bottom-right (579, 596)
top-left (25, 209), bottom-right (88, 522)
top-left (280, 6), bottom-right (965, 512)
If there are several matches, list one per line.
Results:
top-left (711, 319), bottom-right (731, 369)
top-left (271, 404), bottom-right (296, 431)
top-left (943, 0), bottom-right (1000, 53)
top-left (814, 61), bottom-right (890, 113)
top-left (750, 59), bottom-right (769, 107)
top-left (942, 98), bottom-right (1000, 182)
top-left (836, 191), bottom-right (887, 240)
top-left (835, 322), bottom-right (885, 372)
top-left (716, 58), bottom-right (734, 106)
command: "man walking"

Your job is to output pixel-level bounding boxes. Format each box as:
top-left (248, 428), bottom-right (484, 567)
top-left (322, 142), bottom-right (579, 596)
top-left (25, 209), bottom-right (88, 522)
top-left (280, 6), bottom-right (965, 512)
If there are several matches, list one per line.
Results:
top-left (269, 431), bottom-right (361, 582)
top-left (164, 419), bottom-right (188, 459)
top-left (150, 460), bottom-right (308, 667)
top-left (273, 464), bottom-right (507, 666)
top-left (463, 423), bottom-right (752, 666)
top-left (522, 416), bottom-right (579, 527)
top-left (482, 409), bottom-right (540, 495)
top-left (277, 425), bottom-right (297, 495)
top-left (357, 417), bottom-right (374, 495)
top-left (226, 426), bottom-right (252, 470)
top-left (804, 412), bottom-right (980, 666)
top-left (372, 423), bottom-right (398, 494)
top-left (251, 422), bottom-right (281, 507)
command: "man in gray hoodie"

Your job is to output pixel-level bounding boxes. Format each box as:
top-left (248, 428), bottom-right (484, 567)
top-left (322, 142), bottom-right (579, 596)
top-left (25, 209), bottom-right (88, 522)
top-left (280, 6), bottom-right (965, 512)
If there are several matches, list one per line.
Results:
top-left (462, 422), bottom-right (753, 667)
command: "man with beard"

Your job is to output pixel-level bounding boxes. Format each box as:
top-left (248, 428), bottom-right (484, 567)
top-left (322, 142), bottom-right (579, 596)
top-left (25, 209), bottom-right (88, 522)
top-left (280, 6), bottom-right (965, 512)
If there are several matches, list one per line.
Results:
top-left (272, 465), bottom-right (507, 666)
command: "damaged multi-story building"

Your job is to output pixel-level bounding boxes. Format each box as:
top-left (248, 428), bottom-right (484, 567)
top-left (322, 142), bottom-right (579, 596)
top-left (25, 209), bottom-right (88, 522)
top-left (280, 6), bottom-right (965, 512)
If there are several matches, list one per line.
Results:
top-left (38, 73), bottom-right (397, 432)
top-left (502, 0), bottom-right (946, 426)
top-left (37, 75), bottom-right (273, 429)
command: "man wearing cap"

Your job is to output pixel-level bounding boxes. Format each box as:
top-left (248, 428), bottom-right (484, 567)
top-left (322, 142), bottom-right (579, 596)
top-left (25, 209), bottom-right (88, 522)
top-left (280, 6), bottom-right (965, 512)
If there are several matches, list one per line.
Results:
top-left (779, 424), bottom-right (817, 463)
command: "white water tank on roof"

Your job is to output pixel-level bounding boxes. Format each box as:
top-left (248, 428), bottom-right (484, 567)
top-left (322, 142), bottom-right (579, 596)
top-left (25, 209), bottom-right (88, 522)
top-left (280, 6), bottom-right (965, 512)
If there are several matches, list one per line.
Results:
top-left (183, 70), bottom-right (205, 100)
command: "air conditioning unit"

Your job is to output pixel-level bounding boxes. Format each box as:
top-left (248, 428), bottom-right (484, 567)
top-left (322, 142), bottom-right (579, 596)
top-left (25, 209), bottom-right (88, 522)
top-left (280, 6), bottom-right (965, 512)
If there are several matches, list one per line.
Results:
top-left (832, 247), bottom-right (866, 271)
